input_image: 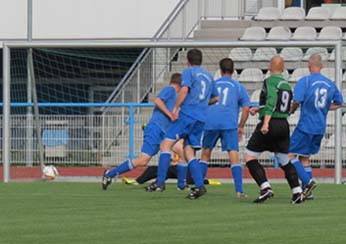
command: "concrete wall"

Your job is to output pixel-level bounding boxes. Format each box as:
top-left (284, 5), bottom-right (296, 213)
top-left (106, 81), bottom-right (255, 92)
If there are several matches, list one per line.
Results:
top-left (0, 0), bottom-right (179, 40)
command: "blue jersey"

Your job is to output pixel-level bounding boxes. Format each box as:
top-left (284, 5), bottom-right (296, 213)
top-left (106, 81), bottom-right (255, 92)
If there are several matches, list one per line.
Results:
top-left (148, 85), bottom-right (176, 132)
top-left (294, 73), bottom-right (343, 135)
top-left (204, 76), bottom-right (250, 130)
top-left (180, 66), bottom-right (215, 122)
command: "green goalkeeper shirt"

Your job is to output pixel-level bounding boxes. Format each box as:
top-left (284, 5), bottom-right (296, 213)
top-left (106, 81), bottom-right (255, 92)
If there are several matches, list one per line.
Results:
top-left (258, 74), bottom-right (292, 119)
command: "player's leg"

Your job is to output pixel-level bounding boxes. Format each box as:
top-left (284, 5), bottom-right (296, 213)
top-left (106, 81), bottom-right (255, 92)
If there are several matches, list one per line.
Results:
top-left (244, 123), bottom-right (273, 203)
top-left (172, 139), bottom-right (189, 190)
top-left (276, 153), bottom-right (304, 204)
top-left (223, 129), bottom-right (246, 198)
top-left (135, 165), bottom-right (158, 184)
top-left (201, 129), bottom-right (218, 179)
top-left (289, 128), bottom-right (315, 187)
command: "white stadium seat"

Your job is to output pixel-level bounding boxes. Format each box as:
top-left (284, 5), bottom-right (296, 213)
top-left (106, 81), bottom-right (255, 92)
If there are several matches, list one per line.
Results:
top-left (291, 26), bottom-right (317, 40)
top-left (321, 68), bottom-right (335, 81)
top-left (280, 47), bottom-right (304, 61)
top-left (266, 26), bottom-right (291, 40)
top-left (305, 7), bottom-right (330, 20)
top-left (288, 68), bottom-right (310, 82)
top-left (330, 7), bottom-right (346, 20)
top-left (238, 68), bottom-right (264, 82)
top-left (343, 32), bottom-right (346, 40)
top-left (255, 7), bottom-right (281, 20)
top-left (280, 7), bottom-right (305, 20)
top-left (328, 48), bottom-right (346, 61)
top-left (250, 89), bottom-right (261, 103)
top-left (317, 26), bottom-right (343, 40)
top-left (229, 48), bottom-right (252, 61)
top-left (252, 47), bottom-right (277, 61)
top-left (240, 27), bottom-right (266, 41)
top-left (343, 72), bottom-right (346, 82)
top-left (303, 47), bottom-right (329, 61)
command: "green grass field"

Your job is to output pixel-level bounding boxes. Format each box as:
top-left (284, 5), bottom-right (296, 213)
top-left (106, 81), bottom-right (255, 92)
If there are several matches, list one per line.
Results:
top-left (1, 182), bottom-right (346, 244)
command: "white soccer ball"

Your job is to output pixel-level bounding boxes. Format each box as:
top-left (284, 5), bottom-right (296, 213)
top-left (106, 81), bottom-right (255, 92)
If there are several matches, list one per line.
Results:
top-left (42, 165), bottom-right (59, 180)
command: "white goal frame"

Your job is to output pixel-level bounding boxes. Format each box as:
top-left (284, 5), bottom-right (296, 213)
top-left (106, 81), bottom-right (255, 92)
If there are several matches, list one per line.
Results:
top-left (2, 40), bottom-right (344, 183)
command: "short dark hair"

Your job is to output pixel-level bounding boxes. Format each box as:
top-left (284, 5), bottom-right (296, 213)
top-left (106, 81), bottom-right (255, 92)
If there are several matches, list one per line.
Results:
top-left (187, 49), bottom-right (202, 66)
top-left (219, 58), bottom-right (234, 75)
top-left (170, 73), bottom-right (182, 85)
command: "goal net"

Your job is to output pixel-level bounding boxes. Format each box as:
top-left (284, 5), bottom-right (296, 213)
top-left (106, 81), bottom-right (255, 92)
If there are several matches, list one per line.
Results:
top-left (1, 40), bottom-right (344, 182)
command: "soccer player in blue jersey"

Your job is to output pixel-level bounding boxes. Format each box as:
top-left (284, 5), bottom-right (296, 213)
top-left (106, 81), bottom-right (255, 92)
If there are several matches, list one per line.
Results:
top-left (145, 48), bottom-right (218, 199)
top-left (200, 58), bottom-right (250, 199)
top-left (101, 73), bottom-right (184, 190)
top-left (289, 54), bottom-right (343, 200)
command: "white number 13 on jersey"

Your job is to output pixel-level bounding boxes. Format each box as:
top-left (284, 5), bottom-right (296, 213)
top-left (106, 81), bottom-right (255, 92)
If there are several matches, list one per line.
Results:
top-left (314, 88), bottom-right (327, 109)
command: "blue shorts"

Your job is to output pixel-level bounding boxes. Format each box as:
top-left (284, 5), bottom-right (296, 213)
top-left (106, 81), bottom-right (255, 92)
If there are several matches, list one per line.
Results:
top-left (165, 113), bottom-right (205, 149)
top-left (141, 123), bottom-right (165, 156)
top-left (289, 128), bottom-right (324, 156)
top-left (202, 129), bottom-right (239, 151)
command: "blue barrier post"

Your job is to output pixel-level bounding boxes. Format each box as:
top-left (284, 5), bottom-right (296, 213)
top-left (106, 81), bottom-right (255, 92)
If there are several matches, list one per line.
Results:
top-left (126, 105), bottom-right (137, 160)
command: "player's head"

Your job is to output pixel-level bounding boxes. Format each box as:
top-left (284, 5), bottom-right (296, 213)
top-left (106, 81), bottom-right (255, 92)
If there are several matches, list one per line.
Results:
top-left (219, 58), bottom-right (234, 76)
top-left (170, 72), bottom-right (182, 86)
top-left (269, 56), bottom-right (284, 74)
top-left (187, 49), bottom-right (202, 66)
top-left (308, 54), bottom-right (323, 73)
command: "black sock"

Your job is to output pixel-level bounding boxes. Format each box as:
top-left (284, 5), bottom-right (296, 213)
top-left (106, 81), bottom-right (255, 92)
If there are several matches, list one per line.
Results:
top-left (246, 159), bottom-right (267, 187)
top-left (136, 166), bottom-right (158, 184)
top-left (281, 163), bottom-right (300, 189)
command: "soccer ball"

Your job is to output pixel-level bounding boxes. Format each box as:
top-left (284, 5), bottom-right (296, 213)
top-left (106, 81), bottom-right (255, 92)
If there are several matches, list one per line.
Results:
top-left (42, 165), bottom-right (59, 180)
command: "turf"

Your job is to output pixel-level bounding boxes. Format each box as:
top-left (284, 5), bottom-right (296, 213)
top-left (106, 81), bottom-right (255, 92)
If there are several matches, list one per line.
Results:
top-left (0, 182), bottom-right (346, 244)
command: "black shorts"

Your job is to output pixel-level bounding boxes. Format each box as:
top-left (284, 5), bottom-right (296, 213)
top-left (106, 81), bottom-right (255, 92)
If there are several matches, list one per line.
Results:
top-left (246, 118), bottom-right (290, 153)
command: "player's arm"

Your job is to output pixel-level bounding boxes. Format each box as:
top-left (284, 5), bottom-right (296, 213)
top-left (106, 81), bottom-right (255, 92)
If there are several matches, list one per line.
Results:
top-left (172, 86), bottom-right (189, 119)
top-left (154, 97), bottom-right (173, 121)
top-left (208, 96), bottom-right (219, 105)
top-left (329, 104), bottom-right (342, 111)
top-left (290, 101), bottom-right (300, 114)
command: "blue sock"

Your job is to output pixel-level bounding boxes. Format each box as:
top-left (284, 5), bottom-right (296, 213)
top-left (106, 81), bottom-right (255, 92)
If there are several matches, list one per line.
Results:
top-left (291, 158), bottom-right (310, 186)
top-left (156, 152), bottom-right (172, 185)
top-left (177, 163), bottom-right (188, 189)
top-left (107, 159), bottom-right (134, 178)
top-left (200, 161), bottom-right (208, 179)
top-left (231, 163), bottom-right (243, 193)
top-left (304, 166), bottom-right (313, 184)
top-left (188, 158), bottom-right (204, 188)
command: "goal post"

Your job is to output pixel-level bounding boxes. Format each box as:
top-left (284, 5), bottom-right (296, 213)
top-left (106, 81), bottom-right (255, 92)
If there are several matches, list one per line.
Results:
top-left (1, 40), bottom-right (344, 183)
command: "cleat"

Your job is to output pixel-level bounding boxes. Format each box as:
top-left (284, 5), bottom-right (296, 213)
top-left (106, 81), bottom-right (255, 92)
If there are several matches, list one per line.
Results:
top-left (186, 186), bottom-right (207, 200)
top-left (102, 170), bottom-right (112, 190)
top-left (207, 179), bottom-right (222, 185)
top-left (122, 177), bottom-right (138, 185)
top-left (236, 192), bottom-right (248, 199)
top-left (303, 180), bottom-right (317, 200)
top-left (305, 192), bottom-right (314, 200)
top-left (177, 184), bottom-right (190, 191)
top-left (291, 192), bottom-right (304, 204)
top-left (253, 188), bottom-right (274, 203)
top-left (144, 182), bottom-right (165, 192)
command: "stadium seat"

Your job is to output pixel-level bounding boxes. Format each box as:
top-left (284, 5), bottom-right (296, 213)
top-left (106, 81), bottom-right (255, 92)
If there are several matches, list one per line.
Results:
top-left (305, 7), bottom-right (330, 20)
top-left (252, 47), bottom-right (277, 61)
top-left (250, 89), bottom-right (261, 103)
top-left (238, 68), bottom-right (264, 82)
top-left (291, 26), bottom-right (317, 40)
top-left (317, 26), bottom-right (343, 40)
top-left (303, 47), bottom-right (329, 61)
top-left (321, 67), bottom-right (335, 81)
top-left (288, 68), bottom-right (310, 82)
top-left (240, 27), bottom-right (266, 41)
top-left (266, 26), bottom-right (291, 40)
top-left (330, 7), bottom-right (346, 20)
top-left (280, 7), bottom-right (305, 20)
top-left (254, 7), bottom-right (281, 20)
top-left (280, 47), bottom-right (304, 61)
top-left (343, 32), bottom-right (346, 40)
top-left (229, 48), bottom-right (252, 61)
top-left (343, 72), bottom-right (346, 82)
top-left (265, 69), bottom-right (289, 80)
top-left (328, 47), bottom-right (346, 61)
